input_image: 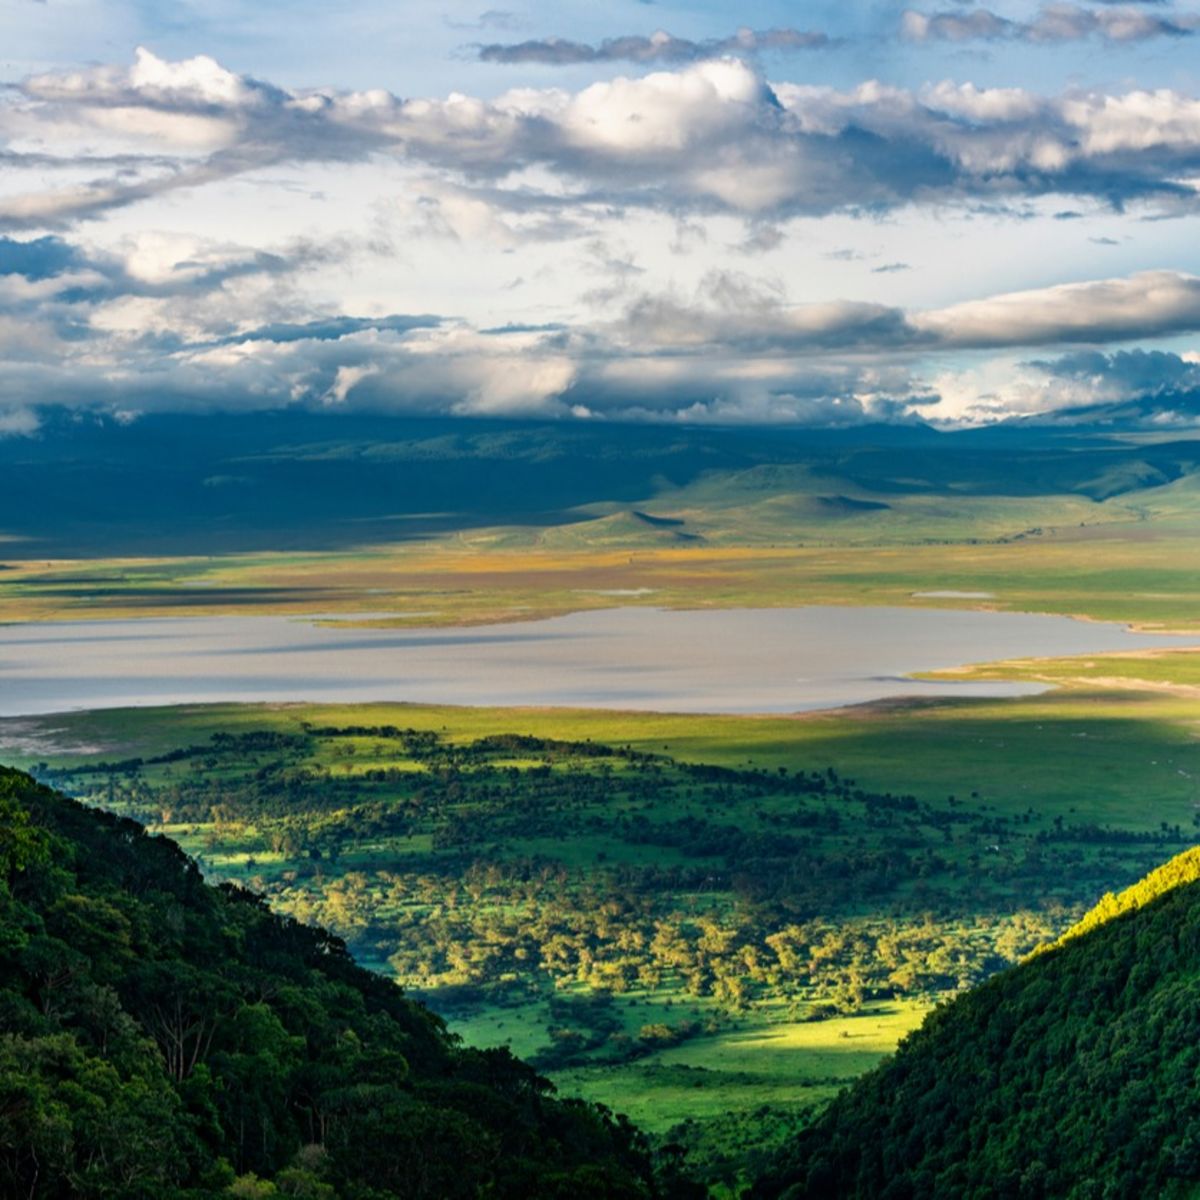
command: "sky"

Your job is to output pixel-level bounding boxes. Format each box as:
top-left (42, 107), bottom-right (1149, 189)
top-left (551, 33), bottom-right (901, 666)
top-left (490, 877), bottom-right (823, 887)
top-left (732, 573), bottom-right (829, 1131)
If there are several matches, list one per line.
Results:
top-left (3, 0), bottom-right (1200, 434)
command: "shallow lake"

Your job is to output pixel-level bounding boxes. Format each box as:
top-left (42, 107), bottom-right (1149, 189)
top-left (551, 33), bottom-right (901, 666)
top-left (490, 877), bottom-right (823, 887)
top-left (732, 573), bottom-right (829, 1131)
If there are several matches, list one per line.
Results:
top-left (0, 605), bottom-right (1189, 717)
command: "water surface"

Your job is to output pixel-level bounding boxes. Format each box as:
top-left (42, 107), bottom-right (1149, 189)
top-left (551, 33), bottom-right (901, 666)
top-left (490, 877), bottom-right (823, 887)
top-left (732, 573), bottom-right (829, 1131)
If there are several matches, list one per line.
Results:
top-left (0, 606), bottom-right (1188, 717)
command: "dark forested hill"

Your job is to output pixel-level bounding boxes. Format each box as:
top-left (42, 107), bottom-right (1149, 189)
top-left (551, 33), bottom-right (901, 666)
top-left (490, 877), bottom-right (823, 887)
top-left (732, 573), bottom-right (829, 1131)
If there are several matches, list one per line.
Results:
top-left (0, 765), bottom-right (698, 1199)
top-left (753, 845), bottom-right (1200, 1199)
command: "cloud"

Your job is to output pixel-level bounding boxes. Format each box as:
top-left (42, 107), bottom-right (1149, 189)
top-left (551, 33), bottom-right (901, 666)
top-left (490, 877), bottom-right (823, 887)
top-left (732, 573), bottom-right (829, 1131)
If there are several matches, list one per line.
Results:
top-left (0, 229), bottom-right (393, 372)
top-left (613, 270), bottom-right (914, 353)
top-left (479, 11), bottom-right (523, 30)
top-left (568, 354), bottom-right (928, 427)
top-left (925, 348), bottom-right (1200, 426)
top-left (913, 271), bottom-right (1200, 348)
top-left (164, 323), bottom-right (583, 419)
top-left (230, 314), bottom-right (443, 345)
top-left (322, 363), bottom-right (380, 405)
top-left (2, 215), bottom-right (1200, 431)
top-left (1028, 347), bottom-right (1200, 398)
top-left (7, 51), bottom-right (1200, 235)
top-left (475, 27), bottom-right (830, 65)
top-left (901, 4), bottom-right (1200, 44)
top-left (734, 223), bottom-right (784, 255)
top-left (0, 407), bottom-right (39, 437)
top-left (612, 269), bottom-right (1200, 356)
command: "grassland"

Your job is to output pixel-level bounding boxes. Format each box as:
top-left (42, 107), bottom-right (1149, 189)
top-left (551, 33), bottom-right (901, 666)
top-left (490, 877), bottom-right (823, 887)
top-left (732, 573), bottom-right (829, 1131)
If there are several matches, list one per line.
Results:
top-left (4, 423), bottom-right (1200, 632)
top-left (4, 675), bottom-right (1198, 1190)
top-left (2, 522), bottom-right (1200, 632)
top-left (929, 645), bottom-right (1200, 691)
top-left (9, 678), bottom-right (1197, 831)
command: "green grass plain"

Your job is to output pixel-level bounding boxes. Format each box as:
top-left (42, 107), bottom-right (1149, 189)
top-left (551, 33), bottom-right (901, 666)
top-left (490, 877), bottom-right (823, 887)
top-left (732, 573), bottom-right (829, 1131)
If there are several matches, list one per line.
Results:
top-left (3, 528), bottom-right (1200, 631)
top-left (11, 681), bottom-right (1197, 833)
top-left (4, 667), bottom-right (1199, 1189)
top-left (3, 445), bottom-right (1200, 632)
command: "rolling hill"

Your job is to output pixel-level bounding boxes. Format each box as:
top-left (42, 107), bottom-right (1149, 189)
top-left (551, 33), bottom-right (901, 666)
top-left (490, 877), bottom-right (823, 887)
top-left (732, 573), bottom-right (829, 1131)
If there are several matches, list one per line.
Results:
top-left (3, 410), bottom-right (1199, 556)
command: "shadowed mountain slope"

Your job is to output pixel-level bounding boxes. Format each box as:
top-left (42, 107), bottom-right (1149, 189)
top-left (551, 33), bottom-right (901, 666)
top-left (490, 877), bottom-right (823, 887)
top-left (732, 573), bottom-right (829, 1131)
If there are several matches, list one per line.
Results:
top-left (0, 765), bottom-right (699, 1199)
top-left (753, 845), bottom-right (1200, 1200)
top-left (3, 410), bottom-right (1200, 555)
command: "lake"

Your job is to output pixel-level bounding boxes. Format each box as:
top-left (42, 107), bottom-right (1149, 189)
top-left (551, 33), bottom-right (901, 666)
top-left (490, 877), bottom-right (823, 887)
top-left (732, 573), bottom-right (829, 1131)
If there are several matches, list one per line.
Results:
top-left (0, 605), bottom-right (1189, 717)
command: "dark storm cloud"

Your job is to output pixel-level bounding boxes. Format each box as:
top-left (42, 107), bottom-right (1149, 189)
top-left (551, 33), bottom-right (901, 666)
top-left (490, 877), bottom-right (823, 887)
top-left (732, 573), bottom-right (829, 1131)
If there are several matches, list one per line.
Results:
top-left (1029, 348), bottom-right (1200, 394)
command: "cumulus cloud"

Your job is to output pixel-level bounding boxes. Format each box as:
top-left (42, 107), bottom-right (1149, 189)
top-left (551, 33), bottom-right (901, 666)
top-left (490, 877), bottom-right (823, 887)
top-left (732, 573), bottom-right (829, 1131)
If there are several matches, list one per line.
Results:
top-left (926, 347), bottom-right (1200, 426)
top-left (609, 269), bottom-right (1200, 356)
top-left (913, 272), bottom-right (1200, 347)
top-left (6, 50), bottom-right (1200, 234)
top-left (2, 212), bottom-right (1200, 432)
top-left (475, 27), bottom-right (830, 65)
top-left (901, 4), bottom-right (1200, 44)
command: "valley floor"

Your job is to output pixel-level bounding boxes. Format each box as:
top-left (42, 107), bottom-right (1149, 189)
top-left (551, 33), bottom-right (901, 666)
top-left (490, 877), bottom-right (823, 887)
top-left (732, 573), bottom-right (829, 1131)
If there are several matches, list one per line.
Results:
top-left (3, 665), bottom-right (1197, 1189)
top-left (2, 521), bottom-right (1199, 634)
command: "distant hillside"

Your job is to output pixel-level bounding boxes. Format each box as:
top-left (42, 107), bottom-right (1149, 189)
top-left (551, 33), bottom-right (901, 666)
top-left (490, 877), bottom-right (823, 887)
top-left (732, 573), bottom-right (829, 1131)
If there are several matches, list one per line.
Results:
top-left (754, 845), bottom-right (1200, 1199)
top-left (0, 766), bottom-right (697, 1198)
top-left (3, 409), bottom-right (1200, 554)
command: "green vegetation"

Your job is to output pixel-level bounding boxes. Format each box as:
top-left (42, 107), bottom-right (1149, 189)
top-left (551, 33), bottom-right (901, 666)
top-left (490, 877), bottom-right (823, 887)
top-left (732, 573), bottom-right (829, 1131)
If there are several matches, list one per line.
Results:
top-left (5, 523), bottom-right (1200, 633)
top-left (8, 682), bottom-right (1199, 1191)
top-left (5, 417), bottom-right (1200, 1193)
top-left (6, 397), bottom-right (1200, 1196)
top-left (929, 646), bottom-right (1200, 690)
top-left (4, 420), bottom-right (1200, 632)
top-left (5, 412), bottom-right (1199, 557)
top-left (754, 846), bottom-right (1200, 1199)
top-left (1033, 842), bottom-right (1200, 957)
top-left (0, 765), bottom-right (700, 1198)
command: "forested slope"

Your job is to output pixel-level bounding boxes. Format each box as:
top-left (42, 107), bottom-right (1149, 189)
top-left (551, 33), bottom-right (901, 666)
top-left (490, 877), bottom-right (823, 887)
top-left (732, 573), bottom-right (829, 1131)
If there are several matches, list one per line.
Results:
top-left (0, 765), bottom-right (696, 1199)
top-left (754, 845), bottom-right (1200, 1199)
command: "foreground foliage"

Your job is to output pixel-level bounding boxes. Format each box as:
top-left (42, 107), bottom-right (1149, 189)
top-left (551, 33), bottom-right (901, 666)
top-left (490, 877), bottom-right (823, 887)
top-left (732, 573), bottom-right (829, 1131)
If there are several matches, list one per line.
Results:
top-left (25, 703), bottom-right (1200, 1190)
top-left (0, 766), bottom-right (699, 1198)
top-left (754, 845), bottom-right (1200, 1199)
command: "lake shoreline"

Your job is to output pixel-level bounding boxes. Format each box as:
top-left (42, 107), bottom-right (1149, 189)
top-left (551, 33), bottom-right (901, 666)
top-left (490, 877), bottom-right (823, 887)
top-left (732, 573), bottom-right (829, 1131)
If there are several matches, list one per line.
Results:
top-left (0, 604), bottom-right (1192, 720)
